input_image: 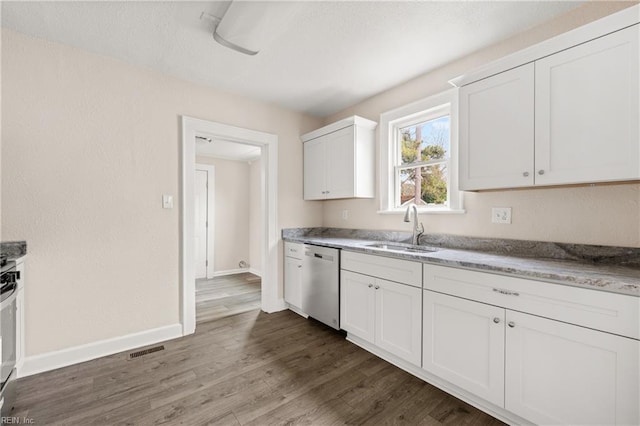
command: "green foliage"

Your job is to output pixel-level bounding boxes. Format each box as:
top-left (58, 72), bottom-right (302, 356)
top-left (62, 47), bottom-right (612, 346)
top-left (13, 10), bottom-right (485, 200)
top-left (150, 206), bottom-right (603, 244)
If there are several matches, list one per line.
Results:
top-left (399, 128), bottom-right (448, 205)
top-left (421, 165), bottom-right (447, 204)
top-left (401, 136), bottom-right (420, 164)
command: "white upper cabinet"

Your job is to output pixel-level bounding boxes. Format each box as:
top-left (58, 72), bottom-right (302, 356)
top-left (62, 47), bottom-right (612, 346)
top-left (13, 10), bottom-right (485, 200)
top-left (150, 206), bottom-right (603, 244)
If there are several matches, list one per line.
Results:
top-left (302, 116), bottom-right (377, 200)
top-left (459, 64), bottom-right (535, 190)
top-left (535, 25), bottom-right (639, 185)
top-left (455, 11), bottom-right (640, 190)
top-left (302, 138), bottom-right (326, 200)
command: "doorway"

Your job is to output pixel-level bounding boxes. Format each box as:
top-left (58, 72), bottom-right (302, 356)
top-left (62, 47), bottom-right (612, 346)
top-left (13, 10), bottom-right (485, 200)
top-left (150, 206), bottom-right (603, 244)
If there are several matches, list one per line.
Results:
top-left (194, 152), bottom-right (261, 323)
top-left (181, 116), bottom-right (281, 336)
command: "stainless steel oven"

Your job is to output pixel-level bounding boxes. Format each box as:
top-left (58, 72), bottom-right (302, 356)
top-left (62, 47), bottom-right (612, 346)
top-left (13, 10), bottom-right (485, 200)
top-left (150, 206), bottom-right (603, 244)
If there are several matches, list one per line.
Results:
top-left (1, 262), bottom-right (18, 416)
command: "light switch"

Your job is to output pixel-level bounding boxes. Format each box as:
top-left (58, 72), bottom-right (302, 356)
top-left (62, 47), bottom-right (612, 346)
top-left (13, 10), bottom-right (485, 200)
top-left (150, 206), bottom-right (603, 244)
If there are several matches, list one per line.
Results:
top-left (163, 195), bottom-right (173, 209)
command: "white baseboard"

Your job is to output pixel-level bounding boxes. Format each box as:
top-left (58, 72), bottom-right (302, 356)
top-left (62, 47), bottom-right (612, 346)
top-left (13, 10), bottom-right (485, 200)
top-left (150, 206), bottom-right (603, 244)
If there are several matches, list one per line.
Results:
top-left (212, 268), bottom-right (249, 277)
top-left (18, 323), bottom-right (183, 378)
top-left (248, 268), bottom-right (262, 277)
top-left (287, 304), bottom-right (309, 318)
top-left (263, 298), bottom-right (288, 313)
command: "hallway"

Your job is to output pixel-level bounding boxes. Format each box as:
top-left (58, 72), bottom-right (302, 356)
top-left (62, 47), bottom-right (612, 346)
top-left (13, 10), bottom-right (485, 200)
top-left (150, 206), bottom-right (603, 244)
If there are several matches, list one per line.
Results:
top-left (196, 273), bottom-right (261, 323)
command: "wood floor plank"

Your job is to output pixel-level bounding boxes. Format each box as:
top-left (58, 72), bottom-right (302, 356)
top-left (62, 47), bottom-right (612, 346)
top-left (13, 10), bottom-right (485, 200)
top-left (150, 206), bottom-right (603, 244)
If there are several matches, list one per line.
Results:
top-left (13, 306), bottom-right (505, 425)
top-left (243, 369), bottom-right (367, 426)
top-left (196, 273), bottom-right (262, 323)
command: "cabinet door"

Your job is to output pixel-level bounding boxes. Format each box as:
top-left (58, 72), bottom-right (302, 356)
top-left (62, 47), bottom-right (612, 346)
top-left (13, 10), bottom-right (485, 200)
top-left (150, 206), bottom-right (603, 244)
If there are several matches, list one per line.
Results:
top-left (340, 270), bottom-right (375, 344)
top-left (423, 290), bottom-right (505, 406)
top-left (535, 25), bottom-right (640, 185)
top-left (303, 137), bottom-right (326, 200)
top-left (505, 311), bottom-right (640, 425)
top-left (375, 279), bottom-right (422, 366)
top-left (284, 256), bottom-right (303, 310)
top-left (325, 126), bottom-right (355, 199)
top-left (459, 63), bottom-right (535, 190)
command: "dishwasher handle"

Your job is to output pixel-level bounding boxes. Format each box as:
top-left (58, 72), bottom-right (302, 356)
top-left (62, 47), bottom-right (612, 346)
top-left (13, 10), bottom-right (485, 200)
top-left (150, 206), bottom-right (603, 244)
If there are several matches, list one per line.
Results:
top-left (304, 251), bottom-right (334, 262)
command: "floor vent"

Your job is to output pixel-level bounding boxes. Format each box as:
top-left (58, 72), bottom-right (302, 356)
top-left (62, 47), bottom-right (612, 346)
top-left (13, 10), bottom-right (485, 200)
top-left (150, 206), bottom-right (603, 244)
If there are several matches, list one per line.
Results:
top-left (128, 345), bottom-right (165, 359)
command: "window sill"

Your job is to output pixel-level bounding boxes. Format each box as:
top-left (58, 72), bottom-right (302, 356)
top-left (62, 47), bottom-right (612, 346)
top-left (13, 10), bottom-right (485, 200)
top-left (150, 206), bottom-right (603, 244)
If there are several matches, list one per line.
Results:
top-left (377, 208), bottom-right (466, 215)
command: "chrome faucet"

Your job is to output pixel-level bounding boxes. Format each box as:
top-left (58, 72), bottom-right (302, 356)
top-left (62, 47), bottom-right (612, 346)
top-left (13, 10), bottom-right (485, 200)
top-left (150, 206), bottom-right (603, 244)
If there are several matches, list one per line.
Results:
top-left (404, 204), bottom-right (424, 246)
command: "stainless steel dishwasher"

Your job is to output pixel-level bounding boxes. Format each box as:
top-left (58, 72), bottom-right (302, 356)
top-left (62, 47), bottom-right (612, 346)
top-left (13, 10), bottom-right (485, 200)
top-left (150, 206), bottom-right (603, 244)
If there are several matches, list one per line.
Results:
top-left (302, 244), bottom-right (340, 330)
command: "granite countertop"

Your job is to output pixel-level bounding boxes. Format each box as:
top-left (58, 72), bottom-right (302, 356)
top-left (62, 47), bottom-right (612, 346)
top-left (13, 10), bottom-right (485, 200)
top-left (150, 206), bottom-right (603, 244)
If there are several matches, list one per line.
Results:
top-left (283, 229), bottom-right (640, 297)
top-left (1, 241), bottom-right (27, 260)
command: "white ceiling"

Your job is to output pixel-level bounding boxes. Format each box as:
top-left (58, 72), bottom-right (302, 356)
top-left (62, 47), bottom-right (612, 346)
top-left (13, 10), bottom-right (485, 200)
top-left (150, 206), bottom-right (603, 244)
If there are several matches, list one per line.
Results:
top-left (1, 1), bottom-right (583, 117)
top-left (196, 136), bottom-right (261, 161)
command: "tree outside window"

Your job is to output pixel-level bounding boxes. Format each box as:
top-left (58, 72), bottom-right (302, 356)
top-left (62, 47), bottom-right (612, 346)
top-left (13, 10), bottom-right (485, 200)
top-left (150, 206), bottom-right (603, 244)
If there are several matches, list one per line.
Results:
top-left (396, 115), bottom-right (450, 207)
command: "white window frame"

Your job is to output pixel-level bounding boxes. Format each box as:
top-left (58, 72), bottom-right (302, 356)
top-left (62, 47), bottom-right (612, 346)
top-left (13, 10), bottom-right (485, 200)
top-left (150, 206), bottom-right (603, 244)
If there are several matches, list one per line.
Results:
top-left (379, 89), bottom-right (464, 214)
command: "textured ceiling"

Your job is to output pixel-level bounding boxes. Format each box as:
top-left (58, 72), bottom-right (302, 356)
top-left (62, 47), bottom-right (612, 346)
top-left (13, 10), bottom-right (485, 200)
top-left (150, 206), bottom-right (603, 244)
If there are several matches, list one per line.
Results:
top-left (1, 1), bottom-right (583, 117)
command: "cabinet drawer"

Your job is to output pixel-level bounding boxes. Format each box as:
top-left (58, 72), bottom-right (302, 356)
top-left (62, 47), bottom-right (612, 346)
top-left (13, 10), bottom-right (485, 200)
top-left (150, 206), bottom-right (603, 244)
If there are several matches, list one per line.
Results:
top-left (342, 251), bottom-right (422, 287)
top-left (424, 264), bottom-right (639, 340)
top-left (284, 242), bottom-right (304, 260)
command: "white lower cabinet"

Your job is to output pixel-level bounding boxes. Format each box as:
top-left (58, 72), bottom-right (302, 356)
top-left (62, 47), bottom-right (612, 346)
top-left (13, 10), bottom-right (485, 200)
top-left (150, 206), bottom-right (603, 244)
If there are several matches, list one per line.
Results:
top-left (423, 268), bottom-right (639, 426)
top-left (505, 310), bottom-right (639, 426)
top-left (284, 256), bottom-right (302, 309)
top-left (284, 242), bottom-right (304, 312)
top-left (422, 290), bottom-right (505, 407)
top-left (340, 270), bottom-right (375, 343)
top-left (338, 251), bottom-right (638, 425)
top-left (341, 269), bottom-right (422, 366)
top-left (375, 278), bottom-right (422, 365)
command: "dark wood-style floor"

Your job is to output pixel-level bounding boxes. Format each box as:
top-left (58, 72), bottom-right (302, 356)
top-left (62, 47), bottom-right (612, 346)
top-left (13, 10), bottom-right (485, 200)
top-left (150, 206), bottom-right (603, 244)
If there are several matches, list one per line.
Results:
top-left (196, 273), bottom-right (261, 323)
top-left (12, 308), bottom-right (504, 425)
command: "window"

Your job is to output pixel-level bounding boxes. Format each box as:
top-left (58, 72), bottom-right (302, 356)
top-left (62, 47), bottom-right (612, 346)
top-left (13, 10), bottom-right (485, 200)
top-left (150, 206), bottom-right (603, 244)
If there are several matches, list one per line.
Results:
top-left (379, 89), bottom-right (463, 214)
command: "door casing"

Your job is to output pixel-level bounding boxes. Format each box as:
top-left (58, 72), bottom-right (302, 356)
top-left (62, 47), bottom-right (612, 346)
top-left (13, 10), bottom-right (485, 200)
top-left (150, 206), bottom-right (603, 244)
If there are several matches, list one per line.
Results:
top-left (181, 116), bottom-right (281, 336)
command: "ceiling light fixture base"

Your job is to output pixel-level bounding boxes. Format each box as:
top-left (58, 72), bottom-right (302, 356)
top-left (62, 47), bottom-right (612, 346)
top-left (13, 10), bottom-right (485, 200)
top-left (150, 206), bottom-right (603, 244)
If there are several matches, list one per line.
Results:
top-left (200, 11), bottom-right (259, 56)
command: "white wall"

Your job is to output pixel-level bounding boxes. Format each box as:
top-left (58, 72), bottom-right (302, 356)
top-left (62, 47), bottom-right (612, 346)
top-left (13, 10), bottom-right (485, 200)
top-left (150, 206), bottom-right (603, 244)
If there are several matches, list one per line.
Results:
top-left (1, 29), bottom-right (323, 357)
top-left (196, 156), bottom-right (252, 274)
top-left (322, 1), bottom-right (640, 247)
top-left (249, 159), bottom-right (262, 275)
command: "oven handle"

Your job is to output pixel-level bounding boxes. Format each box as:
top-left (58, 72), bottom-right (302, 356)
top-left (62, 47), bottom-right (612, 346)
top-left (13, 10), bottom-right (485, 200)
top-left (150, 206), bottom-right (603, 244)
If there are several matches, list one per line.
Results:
top-left (0, 285), bottom-right (17, 309)
top-left (1, 282), bottom-right (16, 296)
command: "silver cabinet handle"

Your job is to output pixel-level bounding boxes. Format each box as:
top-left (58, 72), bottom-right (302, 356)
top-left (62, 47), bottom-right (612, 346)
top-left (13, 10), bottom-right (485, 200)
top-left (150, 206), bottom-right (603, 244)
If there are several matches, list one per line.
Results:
top-left (493, 317), bottom-right (500, 324)
top-left (538, 170), bottom-right (545, 175)
top-left (508, 321), bottom-right (516, 328)
top-left (523, 171), bottom-right (529, 177)
top-left (297, 265), bottom-right (302, 268)
top-left (374, 285), bottom-right (380, 290)
top-left (493, 288), bottom-right (519, 297)
top-left (368, 284), bottom-right (373, 288)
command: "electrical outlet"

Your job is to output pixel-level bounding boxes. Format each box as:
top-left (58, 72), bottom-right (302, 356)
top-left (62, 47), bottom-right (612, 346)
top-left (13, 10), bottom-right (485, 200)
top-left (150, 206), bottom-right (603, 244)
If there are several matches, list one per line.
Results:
top-left (492, 207), bottom-right (512, 224)
top-left (341, 210), bottom-right (349, 220)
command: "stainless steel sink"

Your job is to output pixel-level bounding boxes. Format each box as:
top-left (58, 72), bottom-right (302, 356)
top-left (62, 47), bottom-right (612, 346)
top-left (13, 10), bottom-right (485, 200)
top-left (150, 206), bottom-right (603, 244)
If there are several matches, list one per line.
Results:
top-left (364, 242), bottom-right (439, 253)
